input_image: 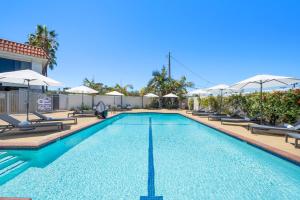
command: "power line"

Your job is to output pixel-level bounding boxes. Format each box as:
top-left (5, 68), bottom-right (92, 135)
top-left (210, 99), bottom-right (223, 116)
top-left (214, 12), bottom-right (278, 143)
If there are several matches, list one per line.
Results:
top-left (170, 55), bottom-right (215, 86)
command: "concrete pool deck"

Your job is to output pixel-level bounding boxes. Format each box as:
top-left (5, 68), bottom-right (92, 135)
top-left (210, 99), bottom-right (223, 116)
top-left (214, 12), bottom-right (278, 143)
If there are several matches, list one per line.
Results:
top-left (0, 109), bottom-right (299, 164)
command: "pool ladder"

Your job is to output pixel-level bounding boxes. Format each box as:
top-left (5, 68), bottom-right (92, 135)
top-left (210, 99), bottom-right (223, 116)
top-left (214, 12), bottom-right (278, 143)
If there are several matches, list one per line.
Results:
top-left (0, 151), bottom-right (30, 184)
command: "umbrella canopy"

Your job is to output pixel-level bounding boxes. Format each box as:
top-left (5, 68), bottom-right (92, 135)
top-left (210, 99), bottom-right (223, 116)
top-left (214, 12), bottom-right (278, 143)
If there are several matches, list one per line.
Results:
top-left (144, 93), bottom-right (159, 98)
top-left (205, 84), bottom-right (231, 93)
top-left (163, 93), bottom-right (178, 98)
top-left (106, 91), bottom-right (124, 96)
top-left (231, 74), bottom-right (300, 90)
top-left (0, 69), bottom-right (62, 121)
top-left (187, 89), bottom-right (208, 96)
top-left (0, 69), bottom-right (62, 86)
top-left (65, 86), bottom-right (98, 94)
top-left (231, 74), bottom-right (300, 124)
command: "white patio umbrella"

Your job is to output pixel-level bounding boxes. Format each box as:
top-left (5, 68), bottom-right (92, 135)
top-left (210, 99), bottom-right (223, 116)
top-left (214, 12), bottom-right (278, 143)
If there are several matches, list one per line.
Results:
top-left (65, 86), bottom-right (98, 109)
top-left (143, 93), bottom-right (159, 108)
top-left (163, 93), bottom-right (178, 108)
top-left (187, 89), bottom-right (208, 97)
top-left (163, 93), bottom-right (178, 98)
top-left (0, 69), bottom-right (62, 121)
top-left (205, 84), bottom-right (235, 113)
top-left (144, 93), bottom-right (159, 98)
top-left (231, 74), bottom-right (300, 124)
top-left (106, 91), bottom-right (124, 106)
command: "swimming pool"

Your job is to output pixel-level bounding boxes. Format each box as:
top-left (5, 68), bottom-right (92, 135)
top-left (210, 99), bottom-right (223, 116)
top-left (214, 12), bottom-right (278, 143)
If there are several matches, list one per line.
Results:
top-left (0, 113), bottom-right (300, 199)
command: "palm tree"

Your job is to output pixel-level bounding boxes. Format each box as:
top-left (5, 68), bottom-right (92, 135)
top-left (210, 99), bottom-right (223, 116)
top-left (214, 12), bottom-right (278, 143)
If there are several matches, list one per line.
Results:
top-left (83, 78), bottom-right (101, 91)
top-left (83, 78), bottom-right (112, 94)
top-left (113, 84), bottom-right (133, 95)
top-left (27, 25), bottom-right (59, 76)
top-left (147, 66), bottom-right (169, 96)
top-left (146, 66), bottom-right (194, 108)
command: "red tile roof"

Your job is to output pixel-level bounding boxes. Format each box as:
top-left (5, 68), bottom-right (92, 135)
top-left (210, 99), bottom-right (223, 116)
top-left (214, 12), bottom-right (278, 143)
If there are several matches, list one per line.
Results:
top-left (0, 38), bottom-right (48, 59)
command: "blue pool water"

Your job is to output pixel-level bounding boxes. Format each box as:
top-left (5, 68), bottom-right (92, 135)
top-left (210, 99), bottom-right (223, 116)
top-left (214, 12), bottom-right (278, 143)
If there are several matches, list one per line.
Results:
top-left (0, 113), bottom-right (300, 200)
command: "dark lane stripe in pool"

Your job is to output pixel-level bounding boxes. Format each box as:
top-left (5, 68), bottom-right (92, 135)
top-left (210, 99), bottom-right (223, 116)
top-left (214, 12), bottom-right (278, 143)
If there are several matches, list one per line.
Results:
top-left (140, 117), bottom-right (163, 200)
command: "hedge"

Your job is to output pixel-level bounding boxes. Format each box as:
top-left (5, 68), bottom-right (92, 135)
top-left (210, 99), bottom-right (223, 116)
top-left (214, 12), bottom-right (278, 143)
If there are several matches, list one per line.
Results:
top-left (197, 89), bottom-right (300, 125)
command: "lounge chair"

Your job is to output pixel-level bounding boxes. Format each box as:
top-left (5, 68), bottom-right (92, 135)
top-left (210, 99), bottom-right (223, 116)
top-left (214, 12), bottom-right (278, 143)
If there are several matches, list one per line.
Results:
top-left (0, 114), bottom-right (63, 133)
top-left (285, 132), bottom-right (300, 148)
top-left (208, 111), bottom-right (241, 121)
top-left (249, 122), bottom-right (300, 135)
top-left (208, 113), bottom-right (230, 121)
top-left (31, 111), bottom-right (77, 124)
top-left (221, 114), bottom-right (260, 125)
top-left (192, 110), bottom-right (215, 116)
top-left (68, 109), bottom-right (95, 117)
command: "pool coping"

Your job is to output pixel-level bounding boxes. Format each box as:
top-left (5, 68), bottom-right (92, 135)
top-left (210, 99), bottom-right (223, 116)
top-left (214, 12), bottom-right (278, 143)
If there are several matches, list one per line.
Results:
top-left (0, 111), bottom-right (300, 166)
top-left (0, 116), bottom-right (116, 150)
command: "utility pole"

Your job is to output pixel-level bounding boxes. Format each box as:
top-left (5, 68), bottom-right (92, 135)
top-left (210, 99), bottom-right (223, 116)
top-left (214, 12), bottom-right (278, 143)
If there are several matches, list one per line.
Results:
top-left (168, 51), bottom-right (171, 79)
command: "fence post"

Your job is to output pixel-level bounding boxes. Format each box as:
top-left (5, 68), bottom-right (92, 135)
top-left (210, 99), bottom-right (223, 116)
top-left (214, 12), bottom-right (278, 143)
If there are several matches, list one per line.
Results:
top-left (6, 91), bottom-right (10, 114)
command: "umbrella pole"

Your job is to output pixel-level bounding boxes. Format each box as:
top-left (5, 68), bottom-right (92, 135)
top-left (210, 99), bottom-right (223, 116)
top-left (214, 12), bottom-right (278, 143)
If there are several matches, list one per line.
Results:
top-left (26, 80), bottom-right (30, 121)
top-left (81, 93), bottom-right (84, 110)
top-left (260, 81), bottom-right (263, 124)
top-left (220, 90), bottom-right (223, 114)
top-left (142, 96), bottom-right (144, 108)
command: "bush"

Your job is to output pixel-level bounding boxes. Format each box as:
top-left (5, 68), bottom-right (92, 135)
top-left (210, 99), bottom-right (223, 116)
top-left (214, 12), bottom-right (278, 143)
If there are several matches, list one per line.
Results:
top-left (188, 98), bottom-right (194, 110)
top-left (198, 89), bottom-right (300, 125)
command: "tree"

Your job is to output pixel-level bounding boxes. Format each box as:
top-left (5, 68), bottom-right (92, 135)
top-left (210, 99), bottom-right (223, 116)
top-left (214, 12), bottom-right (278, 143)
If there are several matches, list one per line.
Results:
top-left (147, 66), bottom-right (169, 96)
top-left (83, 78), bottom-right (112, 94)
top-left (27, 25), bottom-right (59, 76)
top-left (113, 84), bottom-right (134, 96)
top-left (146, 66), bottom-right (194, 108)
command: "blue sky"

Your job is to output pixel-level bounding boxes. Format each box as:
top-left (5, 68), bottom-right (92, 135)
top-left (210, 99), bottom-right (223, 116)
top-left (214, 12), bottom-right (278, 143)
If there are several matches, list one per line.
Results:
top-left (1, 0), bottom-right (299, 90)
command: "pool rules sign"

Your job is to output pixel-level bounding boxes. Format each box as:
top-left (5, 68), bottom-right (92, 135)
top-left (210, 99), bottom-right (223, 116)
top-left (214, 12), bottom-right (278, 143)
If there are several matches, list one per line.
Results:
top-left (37, 95), bottom-right (53, 112)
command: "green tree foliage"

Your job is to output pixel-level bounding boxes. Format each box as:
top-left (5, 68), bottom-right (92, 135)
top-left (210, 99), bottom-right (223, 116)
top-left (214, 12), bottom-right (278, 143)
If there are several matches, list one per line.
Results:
top-left (27, 25), bottom-right (59, 76)
top-left (198, 89), bottom-right (300, 125)
top-left (83, 78), bottom-right (139, 96)
top-left (145, 66), bottom-right (194, 108)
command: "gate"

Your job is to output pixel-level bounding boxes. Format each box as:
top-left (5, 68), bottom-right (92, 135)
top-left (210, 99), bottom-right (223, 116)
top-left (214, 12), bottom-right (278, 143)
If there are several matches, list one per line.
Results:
top-left (52, 94), bottom-right (59, 110)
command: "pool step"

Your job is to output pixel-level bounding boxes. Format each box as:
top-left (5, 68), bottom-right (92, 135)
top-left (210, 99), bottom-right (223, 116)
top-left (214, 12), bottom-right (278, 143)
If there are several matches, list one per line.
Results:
top-left (0, 151), bottom-right (8, 159)
top-left (0, 159), bottom-right (29, 184)
top-left (0, 155), bottom-right (19, 169)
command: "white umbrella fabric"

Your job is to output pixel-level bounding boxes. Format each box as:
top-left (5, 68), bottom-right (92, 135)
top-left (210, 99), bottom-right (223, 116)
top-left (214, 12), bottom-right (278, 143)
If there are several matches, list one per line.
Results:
top-left (106, 91), bottom-right (124, 106)
top-left (163, 93), bottom-right (178, 98)
top-left (187, 89), bottom-right (208, 97)
top-left (144, 93), bottom-right (159, 98)
top-left (106, 91), bottom-right (124, 96)
top-left (231, 74), bottom-right (300, 123)
top-left (0, 69), bottom-right (62, 120)
top-left (0, 69), bottom-right (62, 86)
top-left (65, 86), bottom-right (98, 94)
top-left (66, 86), bottom-right (98, 109)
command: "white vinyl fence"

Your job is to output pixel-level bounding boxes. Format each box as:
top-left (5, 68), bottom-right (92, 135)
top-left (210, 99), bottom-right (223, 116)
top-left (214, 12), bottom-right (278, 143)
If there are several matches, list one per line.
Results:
top-left (0, 90), bottom-right (154, 114)
top-left (63, 94), bottom-right (152, 110)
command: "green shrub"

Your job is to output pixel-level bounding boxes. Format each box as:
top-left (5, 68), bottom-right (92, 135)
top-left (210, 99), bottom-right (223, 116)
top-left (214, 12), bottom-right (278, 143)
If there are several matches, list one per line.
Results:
top-left (188, 98), bottom-right (194, 110)
top-left (198, 89), bottom-right (300, 125)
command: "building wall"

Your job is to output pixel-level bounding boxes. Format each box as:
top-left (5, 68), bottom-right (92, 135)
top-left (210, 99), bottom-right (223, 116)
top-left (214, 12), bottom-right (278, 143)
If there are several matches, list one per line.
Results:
top-left (0, 50), bottom-right (46, 90)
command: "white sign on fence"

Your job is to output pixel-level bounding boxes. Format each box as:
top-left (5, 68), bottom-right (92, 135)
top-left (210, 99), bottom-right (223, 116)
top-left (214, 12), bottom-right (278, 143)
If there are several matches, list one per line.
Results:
top-left (37, 95), bottom-right (52, 112)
